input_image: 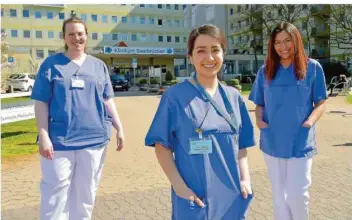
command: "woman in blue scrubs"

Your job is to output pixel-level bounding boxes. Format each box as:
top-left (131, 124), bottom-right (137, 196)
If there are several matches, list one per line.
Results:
top-left (145, 24), bottom-right (256, 220)
top-left (31, 17), bottom-right (124, 220)
top-left (249, 22), bottom-right (327, 220)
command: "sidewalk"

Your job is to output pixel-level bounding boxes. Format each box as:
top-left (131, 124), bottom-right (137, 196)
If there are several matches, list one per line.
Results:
top-left (2, 95), bottom-right (351, 220)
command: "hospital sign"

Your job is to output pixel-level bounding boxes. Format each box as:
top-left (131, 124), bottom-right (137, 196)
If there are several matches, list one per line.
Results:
top-left (104, 47), bottom-right (174, 55)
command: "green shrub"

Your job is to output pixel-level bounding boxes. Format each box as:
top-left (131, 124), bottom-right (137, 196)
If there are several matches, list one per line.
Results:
top-left (170, 79), bottom-right (179, 85)
top-left (228, 79), bottom-right (240, 86)
top-left (139, 78), bottom-right (147, 84)
top-left (165, 71), bottom-right (173, 81)
top-left (220, 81), bottom-right (227, 85)
top-left (150, 78), bottom-right (159, 84)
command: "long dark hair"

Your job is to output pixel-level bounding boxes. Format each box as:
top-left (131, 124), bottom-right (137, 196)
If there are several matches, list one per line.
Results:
top-left (265, 22), bottom-right (307, 82)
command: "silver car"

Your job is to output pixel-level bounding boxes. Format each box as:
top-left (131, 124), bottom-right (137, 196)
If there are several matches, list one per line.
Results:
top-left (7, 73), bottom-right (36, 92)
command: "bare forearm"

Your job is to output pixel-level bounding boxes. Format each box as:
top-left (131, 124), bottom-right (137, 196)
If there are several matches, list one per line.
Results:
top-left (104, 98), bottom-right (123, 132)
top-left (34, 101), bottom-right (49, 139)
top-left (238, 148), bottom-right (250, 182)
top-left (155, 144), bottom-right (187, 191)
top-left (308, 100), bottom-right (326, 124)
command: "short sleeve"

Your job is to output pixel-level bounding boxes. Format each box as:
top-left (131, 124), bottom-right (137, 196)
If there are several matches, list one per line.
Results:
top-left (145, 91), bottom-right (176, 151)
top-left (248, 67), bottom-right (265, 106)
top-left (31, 58), bottom-right (52, 103)
top-left (313, 62), bottom-right (327, 104)
top-left (238, 95), bottom-right (256, 149)
top-left (102, 63), bottom-right (114, 99)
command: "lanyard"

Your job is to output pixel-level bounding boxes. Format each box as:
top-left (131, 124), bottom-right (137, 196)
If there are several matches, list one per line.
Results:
top-left (192, 73), bottom-right (239, 134)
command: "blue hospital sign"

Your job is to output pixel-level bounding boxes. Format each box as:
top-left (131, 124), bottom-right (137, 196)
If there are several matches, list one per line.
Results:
top-left (103, 46), bottom-right (174, 55)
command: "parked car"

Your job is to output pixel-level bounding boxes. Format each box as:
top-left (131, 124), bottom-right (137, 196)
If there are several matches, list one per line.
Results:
top-left (7, 73), bottom-right (36, 92)
top-left (110, 74), bottom-right (130, 91)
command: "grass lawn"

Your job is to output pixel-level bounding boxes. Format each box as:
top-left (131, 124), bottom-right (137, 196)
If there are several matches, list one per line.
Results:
top-left (347, 93), bottom-right (352, 104)
top-left (241, 84), bottom-right (253, 95)
top-left (1, 119), bottom-right (38, 159)
top-left (1, 96), bottom-right (31, 105)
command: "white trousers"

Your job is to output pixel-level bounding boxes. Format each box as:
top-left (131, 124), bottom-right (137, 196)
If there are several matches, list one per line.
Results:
top-left (264, 153), bottom-right (313, 220)
top-left (40, 145), bottom-right (107, 220)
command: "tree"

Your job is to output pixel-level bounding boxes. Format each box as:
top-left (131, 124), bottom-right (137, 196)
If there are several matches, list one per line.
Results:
top-left (1, 32), bottom-right (11, 90)
top-left (329, 5), bottom-right (352, 50)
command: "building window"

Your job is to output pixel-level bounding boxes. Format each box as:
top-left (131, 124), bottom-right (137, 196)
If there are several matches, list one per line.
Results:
top-left (81, 14), bottom-right (87, 21)
top-left (140, 33), bottom-right (146, 41)
top-left (48, 50), bottom-right (56, 56)
top-left (140, 4), bottom-right (145, 7)
top-left (175, 5), bottom-right (179, 10)
top-left (36, 49), bottom-right (44, 59)
top-left (11, 30), bottom-right (18, 38)
top-left (237, 6), bottom-right (241, 13)
top-left (122, 16), bottom-right (127, 23)
top-left (166, 4), bottom-right (171, 9)
top-left (149, 17), bottom-right (155, 24)
top-left (103, 33), bottom-right (109, 40)
top-left (158, 35), bottom-right (163, 42)
top-left (167, 20), bottom-right (172, 26)
top-left (22, 9), bottom-right (29, 18)
top-left (140, 17), bottom-right (146, 24)
top-left (112, 16), bottom-right (117, 23)
top-left (175, 36), bottom-right (180, 42)
top-left (59, 32), bottom-right (63, 39)
top-left (183, 36), bottom-right (187, 43)
top-left (158, 4), bottom-right (162, 9)
top-left (131, 34), bottom-right (137, 41)
top-left (167, 36), bottom-right (172, 42)
top-left (102, 15), bottom-right (108, 23)
top-left (147, 4), bottom-right (153, 8)
top-left (150, 34), bottom-right (157, 42)
top-left (35, 11), bottom-right (41, 19)
top-left (23, 30), bottom-right (30, 38)
top-left (1, 8), bottom-right (4, 17)
top-left (48, 31), bottom-right (54, 39)
top-left (47, 12), bottom-right (54, 19)
top-left (92, 33), bottom-right (98, 40)
top-left (91, 14), bottom-right (97, 22)
top-left (131, 16), bottom-right (137, 24)
top-left (36, 31), bottom-right (42, 38)
top-left (230, 8), bottom-right (234, 15)
top-left (175, 20), bottom-right (180, 27)
top-left (59, 12), bottom-right (65, 20)
top-left (112, 33), bottom-right (118, 41)
top-left (121, 33), bottom-right (128, 41)
top-left (158, 19), bottom-right (163, 25)
top-left (10, 9), bottom-right (17, 17)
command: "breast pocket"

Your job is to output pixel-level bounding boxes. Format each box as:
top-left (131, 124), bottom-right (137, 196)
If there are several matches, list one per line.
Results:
top-left (53, 77), bottom-right (67, 100)
top-left (297, 83), bottom-right (311, 106)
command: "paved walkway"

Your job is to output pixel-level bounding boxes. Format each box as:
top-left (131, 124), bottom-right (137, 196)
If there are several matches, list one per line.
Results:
top-left (2, 94), bottom-right (352, 220)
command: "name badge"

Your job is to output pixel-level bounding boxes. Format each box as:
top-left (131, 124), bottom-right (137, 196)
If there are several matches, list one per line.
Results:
top-left (189, 137), bottom-right (212, 155)
top-left (71, 78), bottom-right (85, 88)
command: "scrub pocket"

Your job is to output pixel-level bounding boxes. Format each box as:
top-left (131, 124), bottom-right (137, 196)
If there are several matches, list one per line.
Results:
top-left (296, 126), bottom-right (314, 153)
top-left (297, 83), bottom-right (310, 106)
top-left (173, 195), bottom-right (207, 220)
top-left (238, 193), bottom-right (254, 220)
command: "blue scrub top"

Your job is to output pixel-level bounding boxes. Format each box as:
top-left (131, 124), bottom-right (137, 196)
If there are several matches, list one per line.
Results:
top-left (145, 80), bottom-right (256, 220)
top-left (249, 58), bottom-right (327, 158)
top-left (31, 53), bottom-right (114, 151)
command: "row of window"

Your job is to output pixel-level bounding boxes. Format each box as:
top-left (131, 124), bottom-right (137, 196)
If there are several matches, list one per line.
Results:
top-left (1, 8), bottom-right (183, 27)
top-left (2, 29), bottom-right (187, 43)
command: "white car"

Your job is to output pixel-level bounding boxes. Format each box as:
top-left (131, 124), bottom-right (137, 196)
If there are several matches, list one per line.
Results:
top-left (7, 73), bottom-right (36, 92)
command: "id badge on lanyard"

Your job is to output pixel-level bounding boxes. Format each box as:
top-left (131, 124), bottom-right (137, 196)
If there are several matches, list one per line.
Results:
top-left (188, 129), bottom-right (212, 155)
top-left (71, 70), bottom-right (85, 89)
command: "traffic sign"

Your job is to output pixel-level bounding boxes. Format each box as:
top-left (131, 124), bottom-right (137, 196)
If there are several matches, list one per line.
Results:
top-left (132, 58), bottom-right (137, 69)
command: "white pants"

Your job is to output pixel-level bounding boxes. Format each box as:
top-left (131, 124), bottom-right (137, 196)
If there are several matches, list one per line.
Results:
top-left (264, 153), bottom-right (313, 220)
top-left (40, 145), bottom-right (107, 220)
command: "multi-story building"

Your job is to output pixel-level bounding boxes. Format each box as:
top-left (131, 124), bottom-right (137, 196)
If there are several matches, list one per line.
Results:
top-left (1, 4), bottom-right (190, 79)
